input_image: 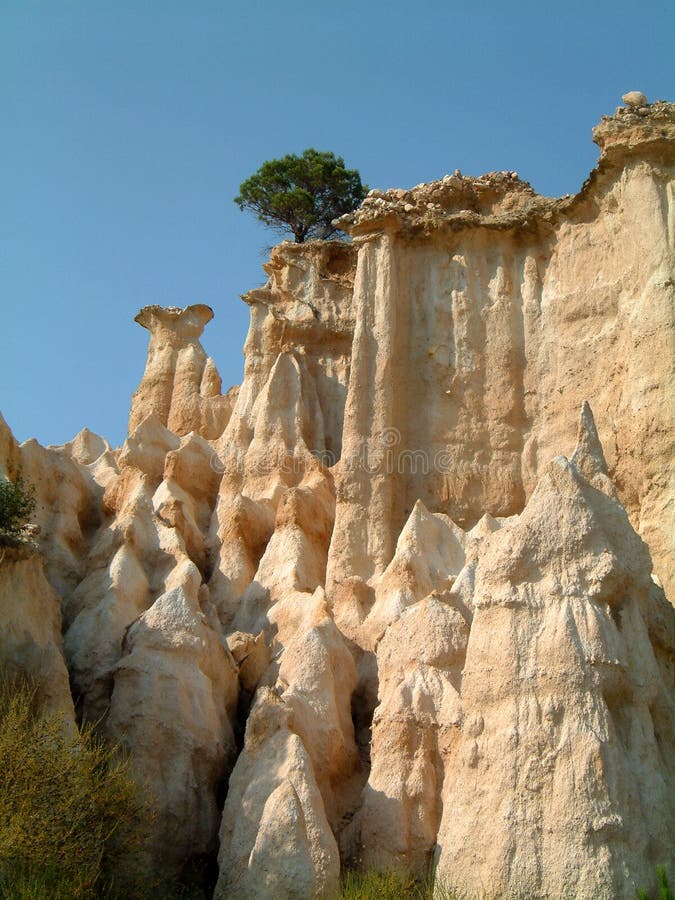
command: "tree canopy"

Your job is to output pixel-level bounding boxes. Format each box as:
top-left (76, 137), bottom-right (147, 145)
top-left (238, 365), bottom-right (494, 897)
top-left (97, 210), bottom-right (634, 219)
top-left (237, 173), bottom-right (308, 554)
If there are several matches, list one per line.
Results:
top-left (0, 472), bottom-right (35, 539)
top-left (234, 149), bottom-right (368, 243)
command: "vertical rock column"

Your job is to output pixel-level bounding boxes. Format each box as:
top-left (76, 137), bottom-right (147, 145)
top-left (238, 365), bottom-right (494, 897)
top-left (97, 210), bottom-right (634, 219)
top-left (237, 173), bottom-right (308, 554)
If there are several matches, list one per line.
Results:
top-left (434, 405), bottom-right (675, 898)
top-left (130, 304), bottom-right (233, 440)
top-left (327, 233), bottom-right (405, 588)
top-left (208, 241), bottom-right (356, 626)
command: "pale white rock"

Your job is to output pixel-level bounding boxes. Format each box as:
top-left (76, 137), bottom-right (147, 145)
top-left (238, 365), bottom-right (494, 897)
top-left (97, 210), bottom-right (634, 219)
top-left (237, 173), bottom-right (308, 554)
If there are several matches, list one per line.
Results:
top-left (207, 244), bottom-right (355, 605)
top-left (434, 406), bottom-right (675, 899)
top-left (245, 351), bottom-right (324, 490)
top-left (63, 463), bottom-right (193, 722)
top-left (330, 498), bottom-right (461, 652)
top-left (227, 629), bottom-right (272, 697)
top-left (246, 781), bottom-right (318, 898)
top-left (347, 499), bottom-right (466, 650)
top-left (19, 437), bottom-right (102, 600)
top-left (215, 688), bottom-right (339, 900)
top-left (357, 593), bottom-right (468, 874)
top-left (329, 101), bottom-right (675, 598)
top-left (106, 564), bottom-right (238, 871)
top-left (64, 541), bottom-right (150, 721)
top-left (234, 473), bottom-right (336, 630)
top-left (59, 427), bottom-right (110, 466)
top-left (208, 491), bottom-right (276, 627)
top-left (63, 419), bottom-right (214, 722)
top-left (233, 583), bottom-right (361, 833)
top-left (223, 241), bottom-right (355, 464)
top-left (209, 337), bottom-right (339, 625)
top-left (163, 431), bottom-right (221, 507)
top-left (0, 411), bottom-right (22, 479)
top-left (118, 414), bottom-right (180, 485)
top-left (153, 432), bottom-right (220, 571)
top-left (462, 511), bottom-right (508, 564)
top-left (622, 90), bottom-right (648, 107)
top-left (0, 544), bottom-right (76, 728)
top-left (272, 589), bottom-right (359, 829)
top-left (130, 304), bottom-right (233, 440)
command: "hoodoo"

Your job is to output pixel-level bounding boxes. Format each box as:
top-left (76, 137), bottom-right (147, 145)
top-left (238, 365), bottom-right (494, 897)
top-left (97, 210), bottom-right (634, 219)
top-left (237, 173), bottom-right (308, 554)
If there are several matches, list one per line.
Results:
top-left (1, 100), bottom-right (673, 898)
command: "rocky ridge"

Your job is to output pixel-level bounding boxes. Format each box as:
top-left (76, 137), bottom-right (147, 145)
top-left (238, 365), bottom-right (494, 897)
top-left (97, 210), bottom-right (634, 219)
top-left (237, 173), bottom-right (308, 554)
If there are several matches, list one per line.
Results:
top-left (1, 100), bottom-right (673, 898)
top-left (337, 100), bottom-right (674, 237)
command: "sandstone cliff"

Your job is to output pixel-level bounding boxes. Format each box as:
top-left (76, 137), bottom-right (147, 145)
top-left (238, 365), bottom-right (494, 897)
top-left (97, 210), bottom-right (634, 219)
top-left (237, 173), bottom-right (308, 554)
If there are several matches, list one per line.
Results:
top-left (330, 99), bottom-right (675, 601)
top-left (0, 99), bottom-right (673, 898)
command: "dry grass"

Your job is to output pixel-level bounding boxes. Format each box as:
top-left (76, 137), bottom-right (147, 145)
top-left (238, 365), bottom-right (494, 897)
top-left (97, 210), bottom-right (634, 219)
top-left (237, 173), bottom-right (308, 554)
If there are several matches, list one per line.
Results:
top-left (0, 674), bottom-right (153, 899)
top-left (338, 868), bottom-right (459, 899)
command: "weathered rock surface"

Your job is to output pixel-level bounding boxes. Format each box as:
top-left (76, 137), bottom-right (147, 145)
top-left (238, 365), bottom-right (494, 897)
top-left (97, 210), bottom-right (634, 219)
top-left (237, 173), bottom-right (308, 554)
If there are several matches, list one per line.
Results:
top-left (130, 304), bottom-right (234, 440)
top-left (622, 90), bottom-right (648, 108)
top-left (330, 100), bottom-right (675, 602)
top-left (1, 100), bottom-right (673, 897)
top-left (0, 543), bottom-right (76, 727)
top-left (0, 420), bottom-right (76, 726)
top-left (215, 689), bottom-right (340, 900)
top-left (0, 411), bottom-right (22, 479)
top-left (106, 563), bottom-right (238, 870)
top-left (357, 593), bottom-right (468, 875)
top-left (434, 406), bottom-right (674, 898)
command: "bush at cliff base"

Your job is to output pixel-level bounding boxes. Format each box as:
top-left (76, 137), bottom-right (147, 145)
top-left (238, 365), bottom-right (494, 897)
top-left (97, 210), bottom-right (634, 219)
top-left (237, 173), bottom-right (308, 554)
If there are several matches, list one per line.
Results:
top-left (0, 675), bottom-right (153, 899)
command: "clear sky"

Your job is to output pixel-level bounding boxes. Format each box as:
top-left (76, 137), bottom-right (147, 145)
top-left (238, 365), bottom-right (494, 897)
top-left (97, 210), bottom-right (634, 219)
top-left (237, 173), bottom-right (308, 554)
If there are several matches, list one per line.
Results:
top-left (1, 0), bottom-right (672, 448)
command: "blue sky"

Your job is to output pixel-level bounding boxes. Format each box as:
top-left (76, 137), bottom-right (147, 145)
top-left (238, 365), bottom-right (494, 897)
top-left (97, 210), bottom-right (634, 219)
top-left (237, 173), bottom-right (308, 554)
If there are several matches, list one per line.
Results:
top-left (1, 0), bottom-right (672, 447)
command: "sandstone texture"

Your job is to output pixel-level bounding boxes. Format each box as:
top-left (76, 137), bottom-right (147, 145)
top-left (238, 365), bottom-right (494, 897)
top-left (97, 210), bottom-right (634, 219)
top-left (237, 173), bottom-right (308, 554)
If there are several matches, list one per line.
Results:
top-left (106, 564), bottom-right (239, 868)
top-left (331, 99), bottom-right (675, 600)
top-left (434, 405), bottom-right (674, 898)
top-left (130, 304), bottom-right (235, 440)
top-left (0, 418), bottom-right (76, 726)
top-left (0, 99), bottom-right (673, 898)
top-left (0, 543), bottom-right (76, 727)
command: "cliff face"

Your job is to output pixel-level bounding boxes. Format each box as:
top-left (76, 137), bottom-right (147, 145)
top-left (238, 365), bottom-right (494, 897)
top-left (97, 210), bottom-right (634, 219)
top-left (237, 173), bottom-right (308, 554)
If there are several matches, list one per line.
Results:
top-left (329, 101), bottom-right (674, 598)
top-left (0, 101), bottom-right (673, 899)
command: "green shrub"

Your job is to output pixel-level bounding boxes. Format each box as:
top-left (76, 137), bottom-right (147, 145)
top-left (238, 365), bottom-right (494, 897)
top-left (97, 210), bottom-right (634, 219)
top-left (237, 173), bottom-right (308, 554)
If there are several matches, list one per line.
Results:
top-left (339, 869), bottom-right (422, 899)
top-left (637, 866), bottom-right (674, 900)
top-left (0, 675), bottom-right (153, 899)
top-left (235, 148), bottom-right (368, 243)
top-left (0, 473), bottom-right (36, 539)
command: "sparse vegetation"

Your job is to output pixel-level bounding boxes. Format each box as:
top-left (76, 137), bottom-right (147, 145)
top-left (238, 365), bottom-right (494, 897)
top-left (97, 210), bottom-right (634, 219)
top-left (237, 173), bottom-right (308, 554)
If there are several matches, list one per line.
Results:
top-left (338, 868), bottom-right (457, 899)
top-left (0, 674), bottom-right (153, 899)
top-left (637, 865), bottom-right (674, 900)
top-left (0, 472), bottom-right (35, 540)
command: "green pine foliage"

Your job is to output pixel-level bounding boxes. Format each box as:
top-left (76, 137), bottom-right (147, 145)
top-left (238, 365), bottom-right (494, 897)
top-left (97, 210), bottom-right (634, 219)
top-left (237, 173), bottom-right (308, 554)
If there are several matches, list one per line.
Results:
top-left (235, 149), bottom-right (368, 243)
top-left (0, 473), bottom-right (36, 539)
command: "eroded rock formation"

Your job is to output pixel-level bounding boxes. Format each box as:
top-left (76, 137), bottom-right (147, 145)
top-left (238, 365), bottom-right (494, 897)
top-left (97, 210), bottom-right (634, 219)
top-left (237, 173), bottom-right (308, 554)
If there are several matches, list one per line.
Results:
top-left (434, 406), bottom-right (674, 898)
top-left (130, 304), bottom-right (236, 440)
top-left (1, 99), bottom-right (673, 898)
top-left (330, 99), bottom-right (675, 600)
